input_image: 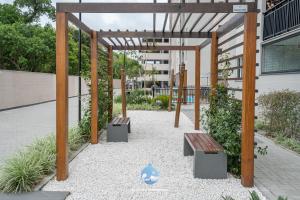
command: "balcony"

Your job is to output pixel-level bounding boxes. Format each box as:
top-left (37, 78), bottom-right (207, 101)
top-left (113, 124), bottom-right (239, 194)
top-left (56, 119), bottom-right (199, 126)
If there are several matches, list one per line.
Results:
top-left (263, 0), bottom-right (300, 40)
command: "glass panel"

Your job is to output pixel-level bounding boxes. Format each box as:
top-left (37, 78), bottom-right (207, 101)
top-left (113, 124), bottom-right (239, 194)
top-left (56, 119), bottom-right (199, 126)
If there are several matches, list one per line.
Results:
top-left (262, 34), bottom-right (300, 73)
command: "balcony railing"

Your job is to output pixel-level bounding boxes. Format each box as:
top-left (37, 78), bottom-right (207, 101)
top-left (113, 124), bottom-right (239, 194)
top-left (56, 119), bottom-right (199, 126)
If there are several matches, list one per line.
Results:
top-left (263, 0), bottom-right (300, 40)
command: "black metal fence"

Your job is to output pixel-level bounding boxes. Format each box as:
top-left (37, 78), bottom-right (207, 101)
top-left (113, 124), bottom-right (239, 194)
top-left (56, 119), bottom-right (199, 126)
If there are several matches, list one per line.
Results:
top-left (153, 87), bottom-right (210, 104)
top-left (264, 0), bottom-right (300, 40)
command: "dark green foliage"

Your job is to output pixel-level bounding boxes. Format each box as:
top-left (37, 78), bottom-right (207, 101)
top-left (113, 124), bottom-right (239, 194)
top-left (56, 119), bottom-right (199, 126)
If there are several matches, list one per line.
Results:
top-left (126, 90), bottom-right (152, 105)
top-left (258, 90), bottom-right (300, 139)
top-left (0, 4), bottom-right (24, 24)
top-left (202, 85), bottom-right (242, 175)
top-left (152, 95), bottom-right (169, 110)
top-left (14, 0), bottom-right (55, 23)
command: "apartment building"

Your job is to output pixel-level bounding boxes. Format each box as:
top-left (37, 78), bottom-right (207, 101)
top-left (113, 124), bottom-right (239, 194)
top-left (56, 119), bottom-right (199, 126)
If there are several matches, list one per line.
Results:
top-left (169, 0), bottom-right (300, 96)
top-left (137, 38), bottom-right (170, 88)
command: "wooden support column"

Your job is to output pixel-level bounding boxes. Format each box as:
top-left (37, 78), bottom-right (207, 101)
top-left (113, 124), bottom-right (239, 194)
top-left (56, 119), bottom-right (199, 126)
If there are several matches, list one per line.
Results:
top-left (194, 47), bottom-right (200, 130)
top-left (183, 69), bottom-right (187, 105)
top-left (241, 12), bottom-right (257, 187)
top-left (91, 31), bottom-right (98, 144)
top-left (56, 12), bottom-right (68, 181)
top-left (210, 32), bottom-right (218, 95)
top-left (168, 69), bottom-right (174, 112)
top-left (174, 65), bottom-right (185, 128)
top-left (108, 46), bottom-right (113, 122)
top-left (121, 68), bottom-right (127, 118)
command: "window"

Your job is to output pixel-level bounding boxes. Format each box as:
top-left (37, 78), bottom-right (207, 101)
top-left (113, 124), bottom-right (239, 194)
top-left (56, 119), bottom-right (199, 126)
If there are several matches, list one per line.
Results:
top-left (236, 57), bottom-right (243, 78)
top-left (262, 34), bottom-right (300, 74)
top-left (163, 60), bottom-right (169, 64)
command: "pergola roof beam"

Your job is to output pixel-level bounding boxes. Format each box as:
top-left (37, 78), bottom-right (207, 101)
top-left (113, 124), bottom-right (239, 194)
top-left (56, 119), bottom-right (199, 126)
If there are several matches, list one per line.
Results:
top-left (153, 0), bottom-right (156, 32)
top-left (108, 37), bottom-right (117, 46)
top-left (130, 37), bottom-right (136, 47)
top-left (198, 13), bottom-right (218, 32)
top-left (99, 31), bottom-right (211, 38)
top-left (68, 13), bottom-right (92, 35)
top-left (207, 13), bottom-right (230, 32)
top-left (181, 13), bottom-right (192, 32)
top-left (57, 2), bottom-right (258, 13)
top-left (171, 13), bottom-right (180, 32)
top-left (123, 37), bottom-right (129, 46)
top-left (115, 37), bottom-right (123, 46)
top-left (189, 13), bottom-right (204, 32)
top-left (138, 37), bottom-right (142, 46)
top-left (113, 45), bottom-right (196, 51)
top-left (162, 14), bottom-right (168, 32)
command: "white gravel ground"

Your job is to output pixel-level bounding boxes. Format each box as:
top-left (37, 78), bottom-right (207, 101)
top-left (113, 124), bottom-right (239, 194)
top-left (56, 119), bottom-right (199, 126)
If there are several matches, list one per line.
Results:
top-left (43, 111), bottom-right (266, 200)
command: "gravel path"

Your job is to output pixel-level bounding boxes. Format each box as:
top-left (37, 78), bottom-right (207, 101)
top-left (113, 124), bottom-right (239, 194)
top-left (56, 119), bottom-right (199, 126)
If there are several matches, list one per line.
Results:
top-left (43, 111), bottom-right (265, 200)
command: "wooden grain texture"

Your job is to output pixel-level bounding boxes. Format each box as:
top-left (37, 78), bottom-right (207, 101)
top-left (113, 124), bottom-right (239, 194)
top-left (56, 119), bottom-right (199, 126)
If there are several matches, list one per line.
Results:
top-left (185, 133), bottom-right (224, 153)
top-left (241, 12), bottom-right (257, 187)
top-left (174, 65), bottom-right (185, 128)
top-left (183, 69), bottom-right (187, 105)
top-left (194, 47), bottom-right (200, 130)
top-left (91, 31), bottom-right (98, 144)
top-left (108, 46), bottom-right (113, 122)
top-left (168, 69), bottom-right (174, 112)
top-left (56, 12), bottom-right (69, 181)
top-left (121, 68), bottom-right (127, 118)
top-left (210, 32), bottom-right (218, 95)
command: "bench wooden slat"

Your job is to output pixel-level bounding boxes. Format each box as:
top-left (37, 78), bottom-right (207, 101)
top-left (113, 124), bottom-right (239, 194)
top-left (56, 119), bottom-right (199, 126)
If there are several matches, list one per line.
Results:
top-left (112, 117), bottom-right (130, 126)
top-left (185, 133), bottom-right (223, 153)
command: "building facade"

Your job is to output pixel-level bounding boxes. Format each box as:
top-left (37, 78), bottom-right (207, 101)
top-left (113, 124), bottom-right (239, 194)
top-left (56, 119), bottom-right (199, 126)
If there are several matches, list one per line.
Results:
top-left (137, 38), bottom-right (170, 88)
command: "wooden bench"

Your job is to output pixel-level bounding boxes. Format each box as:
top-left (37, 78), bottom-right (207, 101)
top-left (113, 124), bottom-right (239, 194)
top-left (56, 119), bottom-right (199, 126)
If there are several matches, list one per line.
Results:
top-left (107, 117), bottom-right (130, 142)
top-left (184, 133), bottom-right (227, 179)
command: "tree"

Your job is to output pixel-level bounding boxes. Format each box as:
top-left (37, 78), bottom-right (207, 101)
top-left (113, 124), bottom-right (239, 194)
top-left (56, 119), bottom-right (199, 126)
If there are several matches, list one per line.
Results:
top-left (14, 0), bottom-right (55, 23)
top-left (0, 4), bottom-right (24, 24)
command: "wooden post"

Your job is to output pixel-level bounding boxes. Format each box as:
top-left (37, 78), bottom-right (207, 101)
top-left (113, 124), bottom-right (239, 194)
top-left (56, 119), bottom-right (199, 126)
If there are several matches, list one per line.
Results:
top-left (91, 31), bottom-right (98, 144)
top-left (210, 32), bottom-right (218, 95)
top-left (168, 69), bottom-right (174, 112)
top-left (56, 12), bottom-right (68, 181)
top-left (241, 12), bottom-right (257, 187)
top-left (174, 65), bottom-right (185, 128)
top-left (183, 69), bottom-right (187, 105)
top-left (108, 46), bottom-right (113, 122)
top-left (121, 68), bottom-right (127, 118)
top-left (194, 47), bottom-right (200, 130)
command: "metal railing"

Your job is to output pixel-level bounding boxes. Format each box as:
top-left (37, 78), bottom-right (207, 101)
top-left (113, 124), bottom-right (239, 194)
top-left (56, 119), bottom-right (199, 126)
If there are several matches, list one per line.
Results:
top-left (153, 87), bottom-right (210, 104)
top-left (263, 0), bottom-right (300, 40)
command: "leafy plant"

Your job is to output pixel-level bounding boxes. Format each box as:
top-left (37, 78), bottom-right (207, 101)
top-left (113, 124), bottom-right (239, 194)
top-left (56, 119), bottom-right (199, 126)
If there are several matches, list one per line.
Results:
top-left (222, 191), bottom-right (287, 200)
top-left (152, 95), bottom-right (169, 110)
top-left (202, 85), bottom-right (242, 175)
top-left (258, 90), bottom-right (300, 139)
top-left (0, 127), bottom-right (88, 193)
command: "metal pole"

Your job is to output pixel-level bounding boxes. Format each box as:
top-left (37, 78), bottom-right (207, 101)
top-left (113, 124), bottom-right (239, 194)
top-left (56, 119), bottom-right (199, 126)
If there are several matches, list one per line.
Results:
top-left (78, 0), bottom-right (82, 123)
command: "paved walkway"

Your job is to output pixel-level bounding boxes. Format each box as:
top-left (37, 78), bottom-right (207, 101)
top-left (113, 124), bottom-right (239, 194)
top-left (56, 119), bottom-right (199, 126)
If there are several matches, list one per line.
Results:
top-left (0, 97), bottom-right (88, 165)
top-left (181, 104), bottom-right (300, 200)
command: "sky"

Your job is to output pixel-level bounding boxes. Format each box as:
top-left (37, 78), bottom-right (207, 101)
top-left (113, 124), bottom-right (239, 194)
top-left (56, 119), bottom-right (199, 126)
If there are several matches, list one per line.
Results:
top-left (0, 0), bottom-right (169, 31)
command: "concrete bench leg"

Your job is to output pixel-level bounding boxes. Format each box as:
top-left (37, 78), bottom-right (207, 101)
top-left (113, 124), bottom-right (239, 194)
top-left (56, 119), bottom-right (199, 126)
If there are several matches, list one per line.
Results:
top-left (184, 136), bottom-right (194, 156)
top-left (128, 122), bottom-right (131, 133)
top-left (107, 124), bottom-right (128, 142)
top-left (193, 151), bottom-right (227, 179)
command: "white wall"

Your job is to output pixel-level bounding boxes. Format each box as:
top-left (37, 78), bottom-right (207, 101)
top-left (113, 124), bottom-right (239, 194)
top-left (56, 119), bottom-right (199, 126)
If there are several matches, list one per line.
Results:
top-left (0, 70), bottom-right (89, 110)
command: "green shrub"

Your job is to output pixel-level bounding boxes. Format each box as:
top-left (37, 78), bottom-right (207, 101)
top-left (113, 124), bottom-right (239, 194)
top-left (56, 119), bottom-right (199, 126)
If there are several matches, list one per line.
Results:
top-left (152, 95), bottom-right (169, 110)
top-left (0, 126), bottom-right (88, 193)
top-left (113, 103), bottom-right (122, 117)
top-left (258, 90), bottom-right (300, 139)
top-left (202, 85), bottom-right (242, 175)
top-left (114, 95), bottom-right (122, 103)
top-left (275, 134), bottom-right (300, 154)
top-left (127, 90), bottom-right (152, 105)
top-left (127, 103), bottom-right (160, 111)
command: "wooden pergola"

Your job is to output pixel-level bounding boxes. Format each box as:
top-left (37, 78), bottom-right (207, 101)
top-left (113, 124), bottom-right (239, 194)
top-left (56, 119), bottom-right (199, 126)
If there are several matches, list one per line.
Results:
top-left (56, 1), bottom-right (258, 187)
